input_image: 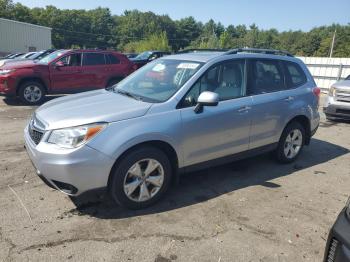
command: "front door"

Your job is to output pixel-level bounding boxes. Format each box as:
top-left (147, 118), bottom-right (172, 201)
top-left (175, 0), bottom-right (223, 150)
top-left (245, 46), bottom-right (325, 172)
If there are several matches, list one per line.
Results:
top-left (49, 52), bottom-right (84, 93)
top-left (179, 59), bottom-right (253, 167)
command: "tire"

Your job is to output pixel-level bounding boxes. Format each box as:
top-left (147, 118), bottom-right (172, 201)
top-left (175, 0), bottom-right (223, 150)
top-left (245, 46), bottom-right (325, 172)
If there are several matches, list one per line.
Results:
top-left (18, 81), bottom-right (45, 105)
top-left (275, 121), bottom-right (306, 163)
top-left (109, 146), bottom-right (172, 209)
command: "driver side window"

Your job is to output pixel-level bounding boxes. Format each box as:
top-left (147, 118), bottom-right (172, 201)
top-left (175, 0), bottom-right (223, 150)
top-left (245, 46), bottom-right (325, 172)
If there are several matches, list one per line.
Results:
top-left (56, 53), bottom-right (82, 67)
top-left (181, 60), bottom-right (245, 107)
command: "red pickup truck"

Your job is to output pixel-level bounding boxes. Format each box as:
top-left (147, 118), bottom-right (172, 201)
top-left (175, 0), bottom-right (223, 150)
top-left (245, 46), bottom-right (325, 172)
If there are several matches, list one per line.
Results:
top-left (0, 49), bottom-right (135, 104)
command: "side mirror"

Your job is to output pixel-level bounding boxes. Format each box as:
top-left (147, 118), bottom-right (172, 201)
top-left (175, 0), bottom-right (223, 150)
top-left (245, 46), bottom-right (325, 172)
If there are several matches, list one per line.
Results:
top-left (55, 61), bottom-right (66, 68)
top-left (194, 91), bottom-right (219, 113)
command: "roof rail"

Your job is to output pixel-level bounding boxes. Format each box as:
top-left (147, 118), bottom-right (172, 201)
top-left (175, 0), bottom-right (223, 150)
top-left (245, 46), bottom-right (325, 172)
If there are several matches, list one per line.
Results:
top-left (176, 48), bottom-right (229, 54)
top-left (225, 48), bottom-right (294, 57)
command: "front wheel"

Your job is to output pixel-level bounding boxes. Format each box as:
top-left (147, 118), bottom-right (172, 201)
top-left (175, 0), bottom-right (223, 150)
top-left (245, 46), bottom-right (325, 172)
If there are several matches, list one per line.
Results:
top-left (109, 147), bottom-right (172, 209)
top-left (18, 81), bottom-right (45, 105)
top-left (275, 122), bottom-right (305, 163)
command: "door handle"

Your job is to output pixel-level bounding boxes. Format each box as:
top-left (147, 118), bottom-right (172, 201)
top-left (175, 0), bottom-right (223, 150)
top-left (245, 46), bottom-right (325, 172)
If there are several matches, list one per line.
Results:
top-left (284, 96), bottom-right (294, 102)
top-left (237, 106), bottom-right (251, 113)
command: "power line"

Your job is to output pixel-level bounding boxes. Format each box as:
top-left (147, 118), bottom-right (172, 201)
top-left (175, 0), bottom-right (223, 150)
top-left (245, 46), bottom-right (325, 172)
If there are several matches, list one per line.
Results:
top-left (52, 27), bottom-right (206, 42)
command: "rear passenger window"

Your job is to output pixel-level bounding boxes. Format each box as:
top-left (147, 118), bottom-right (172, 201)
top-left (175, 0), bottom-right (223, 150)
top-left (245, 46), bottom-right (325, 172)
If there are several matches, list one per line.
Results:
top-left (247, 59), bottom-right (285, 95)
top-left (106, 54), bottom-right (120, 64)
top-left (284, 62), bottom-right (307, 88)
top-left (83, 53), bottom-right (106, 66)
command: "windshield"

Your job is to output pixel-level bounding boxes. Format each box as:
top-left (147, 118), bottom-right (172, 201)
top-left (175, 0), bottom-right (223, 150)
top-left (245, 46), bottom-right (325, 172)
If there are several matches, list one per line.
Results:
top-left (135, 51), bottom-right (152, 60)
top-left (38, 50), bottom-right (67, 64)
top-left (114, 59), bottom-right (203, 102)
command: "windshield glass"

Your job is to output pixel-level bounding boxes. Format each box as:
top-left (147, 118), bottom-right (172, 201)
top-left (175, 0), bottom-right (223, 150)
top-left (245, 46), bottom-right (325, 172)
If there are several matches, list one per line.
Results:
top-left (114, 59), bottom-right (203, 102)
top-left (135, 51), bottom-right (152, 60)
top-left (38, 50), bottom-right (67, 64)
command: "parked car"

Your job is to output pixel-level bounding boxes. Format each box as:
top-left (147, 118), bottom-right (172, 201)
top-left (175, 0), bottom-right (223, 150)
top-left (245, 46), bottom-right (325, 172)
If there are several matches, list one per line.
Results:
top-left (24, 48), bottom-right (320, 209)
top-left (130, 50), bottom-right (171, 69)
top-left (0, 52), bottom-right (37, 67)
top-left (323, 197), bottom-right (350, 262)
top-left (124, 53), bottom-right (138, 59)
top-left (0, 53), bottom-right (24, 60)
top-left (324, 75), bottom-right (350, 120)
top-left (0, 49), bottom-right (135, 104)
top-left (0, 49), bottom-right (56, 67)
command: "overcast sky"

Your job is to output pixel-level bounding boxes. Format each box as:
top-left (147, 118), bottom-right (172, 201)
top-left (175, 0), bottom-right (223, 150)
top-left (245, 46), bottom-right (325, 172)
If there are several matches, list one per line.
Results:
top-left (15, 0), bottom-right (350, 31)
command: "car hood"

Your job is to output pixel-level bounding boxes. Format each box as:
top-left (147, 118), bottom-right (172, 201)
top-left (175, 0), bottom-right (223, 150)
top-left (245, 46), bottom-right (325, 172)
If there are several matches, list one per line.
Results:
top-left (1, 60), bottom-right (36, 69)
top-left (35, 89), bottom-right (153, 130)
top-left (332, 80), bottom-right (350, 90)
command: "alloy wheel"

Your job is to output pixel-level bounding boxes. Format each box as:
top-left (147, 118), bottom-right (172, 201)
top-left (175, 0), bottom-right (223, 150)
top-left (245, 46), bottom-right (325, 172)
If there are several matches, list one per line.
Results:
top-left (284, 129), bottom-right (303, 159)
top-left (123, 158), bottom-right (165, 202)
top-left (23, 85), bottom-right (42, 103)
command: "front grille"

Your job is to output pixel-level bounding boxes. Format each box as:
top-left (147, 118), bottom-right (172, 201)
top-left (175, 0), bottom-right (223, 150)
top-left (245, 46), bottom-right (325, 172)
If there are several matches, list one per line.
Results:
top-left (29, 126), bottom-right (43, 145)
top-left (336, 109), bottom-right (350, 115)
top-left (335, 89), bottom-right (350, 103)
top-left (326, 238), bottom-right (339, 262)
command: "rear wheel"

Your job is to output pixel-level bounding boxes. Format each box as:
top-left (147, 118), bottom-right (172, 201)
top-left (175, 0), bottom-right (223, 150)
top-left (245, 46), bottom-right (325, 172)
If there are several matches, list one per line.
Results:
top-left (18, 81), bottom-right (45, 105)
top-left (109, 146), bottom-right (172, 209)
top-left (106, 78), bottom-right (123, 89)
top-left (276, 122), bottom-right (305, 163)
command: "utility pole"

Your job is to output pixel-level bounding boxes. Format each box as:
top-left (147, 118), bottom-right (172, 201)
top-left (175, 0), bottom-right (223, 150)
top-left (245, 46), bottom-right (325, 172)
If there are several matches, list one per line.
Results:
top-left (329, 30), bottom-right (336, 58)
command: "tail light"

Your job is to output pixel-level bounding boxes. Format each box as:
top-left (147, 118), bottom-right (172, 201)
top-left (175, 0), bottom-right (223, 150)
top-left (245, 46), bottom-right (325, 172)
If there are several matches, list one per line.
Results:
top-left (313, 87), bottom-right (321, 107)
top-left (132, 64), bottom-right (139, 71)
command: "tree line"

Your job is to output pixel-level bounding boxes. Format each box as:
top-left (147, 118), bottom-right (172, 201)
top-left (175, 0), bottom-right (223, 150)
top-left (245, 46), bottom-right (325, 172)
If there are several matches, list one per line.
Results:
top-left (1, 0), bottom-right (349, 56)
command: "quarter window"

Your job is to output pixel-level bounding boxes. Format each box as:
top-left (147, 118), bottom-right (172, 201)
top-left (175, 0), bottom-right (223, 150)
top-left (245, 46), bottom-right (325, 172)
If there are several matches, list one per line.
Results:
top-left (284, 61), bottom-right (307, 88)
top-left (83, 53), bottom-right (106, 66)
top-left (247, 59), bottom-right (285, 95)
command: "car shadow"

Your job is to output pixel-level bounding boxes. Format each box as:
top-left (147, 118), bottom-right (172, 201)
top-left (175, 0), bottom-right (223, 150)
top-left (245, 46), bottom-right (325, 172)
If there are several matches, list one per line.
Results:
top-left (69, 138), bottom-right (349, 219)
top-left (2, 95), bottom-right (64, 106)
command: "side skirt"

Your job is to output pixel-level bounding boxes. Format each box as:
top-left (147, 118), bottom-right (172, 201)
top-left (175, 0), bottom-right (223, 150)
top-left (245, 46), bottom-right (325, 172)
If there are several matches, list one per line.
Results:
top-left (178, 143), bottom-right (278, 174)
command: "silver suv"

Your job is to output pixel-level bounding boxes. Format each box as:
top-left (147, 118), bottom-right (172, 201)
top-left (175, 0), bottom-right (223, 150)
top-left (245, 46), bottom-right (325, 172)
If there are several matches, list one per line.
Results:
top-left (324, 75), bottom-right (350, 120)
top-left (24, 48), bottom-right (320, 209)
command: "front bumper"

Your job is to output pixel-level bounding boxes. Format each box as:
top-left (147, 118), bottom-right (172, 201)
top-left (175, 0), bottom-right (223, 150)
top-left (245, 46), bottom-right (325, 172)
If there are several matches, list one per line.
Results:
top-left (324, 208), bottom-right (350, 262)
top-left (0, 75), bottom-right (16, 96)
top-left (323, 96), bottom-right (350, 120)
top-left (24, 125), bottom-right (115, 196)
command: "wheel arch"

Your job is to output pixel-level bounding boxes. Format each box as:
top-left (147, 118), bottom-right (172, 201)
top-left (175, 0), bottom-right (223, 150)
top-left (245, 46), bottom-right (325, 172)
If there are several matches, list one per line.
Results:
top-left (16, 77), bottom-right (48, 95)
top-left (284, 115), bottom-right (311, 145)
top-left (107, 140), bottom-right (180, 190)
top-left (105, 76), bottom-right (124, 88)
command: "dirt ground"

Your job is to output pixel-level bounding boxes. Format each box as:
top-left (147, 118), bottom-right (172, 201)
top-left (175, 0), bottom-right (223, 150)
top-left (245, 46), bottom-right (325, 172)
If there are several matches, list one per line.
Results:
top-left (0, 95), bottom-right (349, 262)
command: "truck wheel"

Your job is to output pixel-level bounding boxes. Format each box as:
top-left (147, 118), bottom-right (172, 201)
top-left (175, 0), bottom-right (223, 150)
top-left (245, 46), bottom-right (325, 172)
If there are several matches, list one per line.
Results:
top-left (275, 121), bottom-right (305, 163)
top-left (109, 146), bottom-right (172, 209)
top-left (18, 81), bottom-right (46, 105)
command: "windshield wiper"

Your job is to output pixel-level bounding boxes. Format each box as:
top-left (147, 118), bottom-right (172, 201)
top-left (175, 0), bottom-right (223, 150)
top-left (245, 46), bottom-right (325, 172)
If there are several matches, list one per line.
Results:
top-left (115, 89), bottom-right (143, 101)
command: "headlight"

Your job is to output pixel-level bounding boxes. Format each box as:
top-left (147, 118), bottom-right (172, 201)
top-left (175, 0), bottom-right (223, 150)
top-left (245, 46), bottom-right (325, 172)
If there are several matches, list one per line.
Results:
top-left (0, 69), bottom-right (15, 75)
top-left (346, 197), bottom-right (350, 218)
top-left (47, 123), bottom-right (107, 149)
top-left (328, 86), bottom-right (336, 97)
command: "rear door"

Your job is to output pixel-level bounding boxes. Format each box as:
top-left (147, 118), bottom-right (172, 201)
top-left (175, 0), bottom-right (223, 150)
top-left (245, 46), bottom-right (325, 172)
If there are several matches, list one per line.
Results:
top-left (49, 52), bottom-right (84, 93)
top-left (247, 58), bottom-right (288, 149)
top-left (81, 52), bottom-right (109, 90)
top-left (105, 53), bottom-right (130, 82)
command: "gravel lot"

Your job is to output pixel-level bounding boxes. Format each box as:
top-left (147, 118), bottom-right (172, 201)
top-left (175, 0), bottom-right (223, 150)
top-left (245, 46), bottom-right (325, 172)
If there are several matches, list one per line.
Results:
top-left (0, 95), bottom-right (349, 262)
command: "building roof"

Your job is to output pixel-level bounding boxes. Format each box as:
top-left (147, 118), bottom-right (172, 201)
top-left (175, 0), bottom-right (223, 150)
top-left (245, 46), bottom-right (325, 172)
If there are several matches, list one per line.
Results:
top-left (0, 17), bottom-right (52, 30)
